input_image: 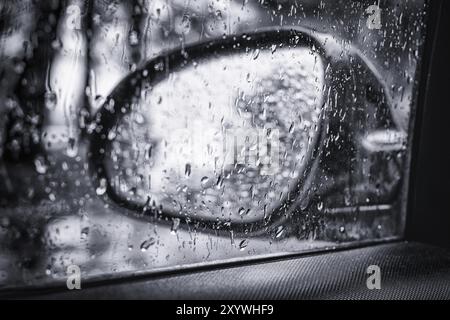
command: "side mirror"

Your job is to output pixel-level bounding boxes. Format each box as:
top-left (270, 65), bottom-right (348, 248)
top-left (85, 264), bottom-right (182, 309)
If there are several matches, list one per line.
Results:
top-left (89, 27), bottom-right (394, 236)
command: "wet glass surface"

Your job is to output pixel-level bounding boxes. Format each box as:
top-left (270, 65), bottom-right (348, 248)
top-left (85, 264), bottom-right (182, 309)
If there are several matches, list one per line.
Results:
top-left (0, 0), bottom-right (427, 289)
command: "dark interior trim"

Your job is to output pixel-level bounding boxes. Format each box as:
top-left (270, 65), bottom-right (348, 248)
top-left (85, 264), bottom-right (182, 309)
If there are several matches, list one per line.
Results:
top-left (405, 0), bottom-right (450, 248)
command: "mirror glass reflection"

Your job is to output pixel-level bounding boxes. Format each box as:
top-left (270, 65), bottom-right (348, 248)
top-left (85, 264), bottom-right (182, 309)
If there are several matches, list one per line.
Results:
top-left (103, 47), bottom-right (325, 223)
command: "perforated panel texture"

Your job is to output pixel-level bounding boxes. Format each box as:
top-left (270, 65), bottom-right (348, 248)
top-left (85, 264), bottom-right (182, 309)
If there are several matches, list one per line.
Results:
top-left (5, 242), bottom-right (450, 300)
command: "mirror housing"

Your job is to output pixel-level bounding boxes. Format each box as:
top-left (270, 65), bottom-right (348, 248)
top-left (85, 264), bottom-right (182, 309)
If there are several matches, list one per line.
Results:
top-left (89, 27), bottom-right (395, 236)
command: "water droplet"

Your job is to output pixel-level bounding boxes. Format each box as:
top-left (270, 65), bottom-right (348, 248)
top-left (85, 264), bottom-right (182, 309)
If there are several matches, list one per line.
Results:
top-left (185, 163), bottom-right (191, 177)
top-left (34, 157), bottom-right (48, 174)
top-left (13, 61), bottom-right (25, 74)
top-left (66, 139), bottom-right (78, 158)
top-left (134, 113), bottom-right (145, 125)
top-left (45, 91), bottom-right (57, 110)
top-left (140, 238), bottom-right (156, 251)
top-left (276, 226), bottom-right (285, 238)
top-left (81, 227), bottom-right (89, 240)
top-left (239, 239), bottom-right (249, 251)
top-left (238, 207), bottom-right (250, 216)
top-left (271, 44), bottom-right (277, 54)
top-left (96, 178), bottom-right (107, 195)
top-left (175, 15), bottom-right (191, 35)
top-left (252, 49), bottom-right (260, 60)
top-left (215, 175), bottom-right (224, 189)
top-left (200, 176), bottom-right (210, 187)
top-left (317, 201), bottom-right (324, 211)
top-left (289, 122), bottom-right (295, 133)
top-left (171, 218), bottom-right (180, 235)
top-left (128, 30), bottom-right (139, 46)
top-left (51, 38), bottom-right (62, 50)
top-left (108, 131), bottom-right (117, 140)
